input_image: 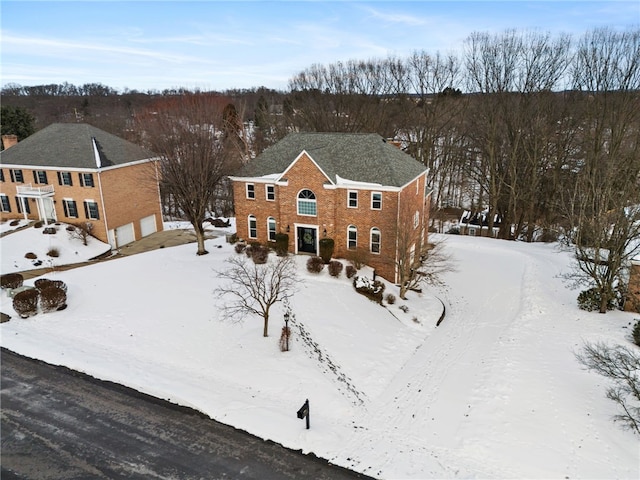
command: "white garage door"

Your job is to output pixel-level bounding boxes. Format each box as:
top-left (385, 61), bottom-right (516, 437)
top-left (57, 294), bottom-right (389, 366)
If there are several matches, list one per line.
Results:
top-left (140, 215), bottom-right (157, 237)
top-left (115, 222), bottom-right (135, 247)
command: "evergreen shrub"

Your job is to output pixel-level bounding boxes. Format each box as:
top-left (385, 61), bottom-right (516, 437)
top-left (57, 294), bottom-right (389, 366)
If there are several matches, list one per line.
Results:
top-left (13, 289), bottom-right (39, 318)
top-left (319, 238), bottom-right (335, 264)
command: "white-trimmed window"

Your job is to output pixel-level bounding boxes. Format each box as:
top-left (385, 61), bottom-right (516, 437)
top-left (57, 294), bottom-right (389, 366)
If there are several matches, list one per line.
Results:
top-left (348, 190), bottom-right (358, 208)
top-left (246, 183), bottom-right (255, 199)
top-left (33, 170), bottom-right (48, 184)
top-left (84, 200), bottom-right (99, 220)
top-left (0, 194), bottom-right (11, 212)
top-left (267, 217), bottom-right (276, 241)
top-left (248, 214), bottom-right (257, 239)
top-left (414, 211), bottom-right (420, 229)
top-left (57, 171), bottom-right (73, 186)
top-left (266, 184), bottom-right (275, 201)
top-left (16, 196), bottom-right (30, 214)
top-left (10, 169), bottom-right (23, 183)
top-left (371, 192), bottom-right (382, 210)
top-left (370, 227), bottom-right (381, 254)
top-left (297, 189), bottom-right (317, 216)
top-left (63, 199), bottom-right (78, 218)
top-left (79, 173), bottom-right (94, 187)
top-left (348, 225), bottom-right (357, 250)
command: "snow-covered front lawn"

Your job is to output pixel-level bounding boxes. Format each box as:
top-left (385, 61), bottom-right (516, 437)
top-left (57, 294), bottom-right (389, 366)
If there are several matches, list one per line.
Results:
top-left (0, 228), bottom-right (638, 479)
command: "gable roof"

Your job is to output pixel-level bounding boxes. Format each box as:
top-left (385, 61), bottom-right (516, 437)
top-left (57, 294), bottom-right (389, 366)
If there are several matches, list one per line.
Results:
top-left (238, 132), bottom-right (426, 187)
top-left (0, 123), bottom-right (156, 170)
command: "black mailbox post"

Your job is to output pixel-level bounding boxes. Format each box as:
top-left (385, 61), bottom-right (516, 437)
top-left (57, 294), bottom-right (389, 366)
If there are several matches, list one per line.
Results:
top-left (296, 399), bottom-right (310, 429)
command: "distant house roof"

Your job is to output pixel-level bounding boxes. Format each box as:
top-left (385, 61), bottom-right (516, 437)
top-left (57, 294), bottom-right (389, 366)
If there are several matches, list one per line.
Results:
top-left (0, 123), bottom-right (156, 170)
top-left (237, 132), bottom-right (426, 188)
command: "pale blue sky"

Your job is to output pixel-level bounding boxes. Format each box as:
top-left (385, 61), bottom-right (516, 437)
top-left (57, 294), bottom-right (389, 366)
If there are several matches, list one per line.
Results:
top-left (1, 1), bottom-right (638, 92)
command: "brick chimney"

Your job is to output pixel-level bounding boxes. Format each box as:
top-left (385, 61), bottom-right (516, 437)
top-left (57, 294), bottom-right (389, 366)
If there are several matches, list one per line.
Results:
top-left (2, 134), bottom-right (18, 149)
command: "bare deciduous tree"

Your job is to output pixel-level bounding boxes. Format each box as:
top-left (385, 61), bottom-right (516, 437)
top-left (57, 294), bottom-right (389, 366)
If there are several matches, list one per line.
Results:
top-left (216, 254), bottom-right (298, 337)
top-left (134, 93), bottom-right (244, 256)
top-left (576, 342), bottom-right (640, 434)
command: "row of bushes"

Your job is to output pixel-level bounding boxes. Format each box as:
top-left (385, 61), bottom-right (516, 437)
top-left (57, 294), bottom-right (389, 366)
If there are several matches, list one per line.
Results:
top-left (7, 277), bottom-right (68, 318)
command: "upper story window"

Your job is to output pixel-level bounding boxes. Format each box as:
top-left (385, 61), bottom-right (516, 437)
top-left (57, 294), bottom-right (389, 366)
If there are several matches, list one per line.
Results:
top-left (348, 225), bottom-right (357, 250)
top-left (79, 173), bottom-right (94, 187)
top-left (57, 171), bottom-right (73, 186)
top-left (33, 170), bottom-right (48, 184)
top-left (348, 190), bottom-right (358, 208)
top-left (246, 183), bottom-right (255, 199)
top-left (10, 169), bottom-right (23, 183)
top-left (0, 169), bottom-right (4, 182)
top-left (267, 217), bottom-right (276, 241)
top-left (371, 192), bottom-right (382, 210)
top-left (84, 200), bottom-right (99, 220)
top-left (297, 189), bottom-right (317, 216)
top-left (266, 184), bottom-right (275, 201)
top-left (414, 211), bottom-right (420, 229)
top-left (248, 214), bottom-right (257, 238)
top-left (370, 227), bottom-right (381, 254)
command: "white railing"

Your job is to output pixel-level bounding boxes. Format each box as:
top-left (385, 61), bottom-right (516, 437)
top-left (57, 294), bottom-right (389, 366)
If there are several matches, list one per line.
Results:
top-left (16, 183), bottom-right (55, 197)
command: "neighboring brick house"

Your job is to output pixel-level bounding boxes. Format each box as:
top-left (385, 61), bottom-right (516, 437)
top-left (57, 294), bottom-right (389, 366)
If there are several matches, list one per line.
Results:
top-left (626, 259), bottom-right (640, 313)
top-left (0, 123), bottom-right (163, 249)
top-left (230, 132), bottom-right (430, 283)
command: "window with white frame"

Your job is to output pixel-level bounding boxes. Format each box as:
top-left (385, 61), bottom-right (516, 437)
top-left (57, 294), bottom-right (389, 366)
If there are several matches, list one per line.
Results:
top-left (348, 190), bottom-right (358, 208)
top-left (0, 194), bottom-right (11, 212)
top-left (63, 199), bottom-right (78, 218)
top-left (79, 173), bottom-right (94, 187)
top-left (248, 214), bottom-right (257, 238)
top-left (246, 183), bottom-right (255, 199)
top-left (297, 189), bottom-right (317, 216)
top-left (414, 211), bottom-right (420, 229)
top-left (371, 192), bottom-right (382, 210)
top-left (266, 184), bottom-right (275, 201)
top-left (370, 227), bottom-right (381, 253)
top-left (10, 169), bottom-right (23, 183)
top-left (84, 200), bottom-right (99, 220)
top-left (33, 170), bottom-right (48, 184)
top-left (348, 225), bottom-right (357, 250)
top-left (267, 217), bottom-right (276, 241)
top-left (16, 196), bottom-right (30, 214)
top-left (57, 171), bottom-right (73, 186)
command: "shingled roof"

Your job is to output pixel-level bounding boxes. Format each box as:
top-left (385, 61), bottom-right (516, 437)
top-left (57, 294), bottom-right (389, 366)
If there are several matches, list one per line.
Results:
top-left (238, 132), bottom-right (426, 188)
top-left (0, 123), bottom-right (155, 170)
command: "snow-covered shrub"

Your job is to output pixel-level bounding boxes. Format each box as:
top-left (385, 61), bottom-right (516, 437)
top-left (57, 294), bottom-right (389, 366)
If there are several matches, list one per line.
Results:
top-left (578, 288), bottom-right (616, 312)
top-left (35, 279), bottom-right (67, 293)
top-left (328, 260), bottom-right (343, 277)
top-left (235, 242), bottom-right (246, 254)
top-left (40, 286), bottom-right (67, 313)
top-left (1, 273), bottom-right (23, 290)
top-left (386, 293), bottom-right (396, 305)
top-left (13, 289), bottom-right (39, 318)
top-left (47, 247), bottom-right (60, 257)
top-left (25, 252), bottom-right (37, 259)
top-left (353, 276), bottom-right (385, 304)
top-left (633, 320), bottom-right (640, 347)
top-left (399, 305), bottom-right (409, 313)
top-left (306, 256), bottom-right (324, 273)
top-left (345, 265), bottom-right (357, 279)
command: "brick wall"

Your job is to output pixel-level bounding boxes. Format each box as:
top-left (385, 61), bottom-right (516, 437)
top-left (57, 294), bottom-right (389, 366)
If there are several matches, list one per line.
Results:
top-left (626, 262), bottom-right (640, 313)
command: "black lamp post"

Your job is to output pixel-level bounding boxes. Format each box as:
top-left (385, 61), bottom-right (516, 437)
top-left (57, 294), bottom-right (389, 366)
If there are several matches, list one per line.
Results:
top-left (284, 310), bottom-right (290, 351)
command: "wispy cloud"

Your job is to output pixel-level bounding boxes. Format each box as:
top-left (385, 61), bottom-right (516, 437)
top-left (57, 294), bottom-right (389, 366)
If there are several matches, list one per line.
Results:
top-left (359, 5), bottom-right (428, 27)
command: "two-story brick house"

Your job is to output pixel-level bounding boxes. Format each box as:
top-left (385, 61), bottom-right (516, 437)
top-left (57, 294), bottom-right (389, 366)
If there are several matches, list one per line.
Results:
top-left (230, 132), bottom-right (430, 283)
top-left (0, 123), bottom-right (163, 249)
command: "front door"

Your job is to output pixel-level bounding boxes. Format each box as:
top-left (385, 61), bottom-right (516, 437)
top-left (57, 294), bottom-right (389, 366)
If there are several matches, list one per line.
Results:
top-left (297, 226), bottom-right (317, 254)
